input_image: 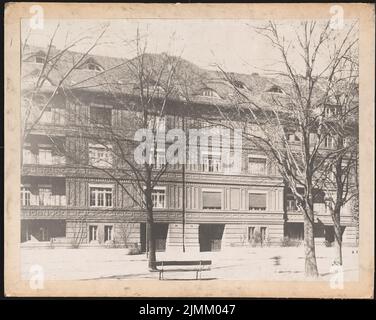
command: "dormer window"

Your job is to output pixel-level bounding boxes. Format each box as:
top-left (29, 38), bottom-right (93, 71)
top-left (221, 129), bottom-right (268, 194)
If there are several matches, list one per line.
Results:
top-left (81, 58), bottom-right (104, 72)
top-left (87, 63), bottom-right (103, 72)
top-left (201, 89), bottom-right (221, 99)
top-left (27, 51), bottom-right (46, 64)
top-left (266, 85), bottom-right (285, 94)
top-left (35, 55), bottom-right (45, 64)
top-left (233, 80), bottom-right (247, 90)
top-left (24, 50), bottom-right (47, 64)
top-left (325, 106), bottom-right (338, 117)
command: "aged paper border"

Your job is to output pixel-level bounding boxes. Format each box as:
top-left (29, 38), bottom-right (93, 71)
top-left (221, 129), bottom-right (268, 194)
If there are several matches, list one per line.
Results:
top-left (4, 2), bottom-right (375, 298)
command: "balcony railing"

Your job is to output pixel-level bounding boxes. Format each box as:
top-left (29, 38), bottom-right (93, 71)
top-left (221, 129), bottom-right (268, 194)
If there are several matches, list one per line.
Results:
top-left (23, 154), bottom-right (66, 165)
top-left (22, 195), bottom-right (66, 207)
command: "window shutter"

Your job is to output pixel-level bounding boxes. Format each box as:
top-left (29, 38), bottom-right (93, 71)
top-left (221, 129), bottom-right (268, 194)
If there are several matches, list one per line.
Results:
top-left (203, 192), bottom-right (221, 208)
top-left (249, 193), bottom-right (266, 208)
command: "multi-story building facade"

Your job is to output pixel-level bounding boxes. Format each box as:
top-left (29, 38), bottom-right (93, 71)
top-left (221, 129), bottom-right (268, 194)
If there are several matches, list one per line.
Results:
top-left (20, 46), bottom-right (358, 251)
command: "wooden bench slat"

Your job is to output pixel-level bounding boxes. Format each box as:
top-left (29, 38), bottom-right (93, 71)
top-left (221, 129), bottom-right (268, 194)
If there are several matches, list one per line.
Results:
top-left (153, 260), bottom-right (212, 266)
top-left (152, 260), bottom-right (212, 280)
top-left (158, 268), bottom-right (210, 272)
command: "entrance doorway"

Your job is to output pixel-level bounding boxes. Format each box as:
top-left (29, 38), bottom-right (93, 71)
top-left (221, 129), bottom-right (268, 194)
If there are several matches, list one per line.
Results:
top-left (140, 223), bottom-right (169, 252)
top-left (322, 225), bottom-right (346, 243)
top-left (199, 224), bottom-right (225, 252)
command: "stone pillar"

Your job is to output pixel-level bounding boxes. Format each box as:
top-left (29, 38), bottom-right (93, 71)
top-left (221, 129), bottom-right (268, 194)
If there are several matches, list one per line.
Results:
top-left (184, 223), bottom-right (200, 253)
top-left (342, 225), bottom-right (358, 246)
top-left (166, 223), bottom-right (200, 254)
top-left (267, 223), bottom-right (284, 245)
top-left (222, 224), bottom-right (247, 249)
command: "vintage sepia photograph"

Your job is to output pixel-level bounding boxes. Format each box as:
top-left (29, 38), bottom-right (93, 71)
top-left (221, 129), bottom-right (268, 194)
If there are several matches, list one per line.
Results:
top-left (4, 3), bottom-right (374, 298)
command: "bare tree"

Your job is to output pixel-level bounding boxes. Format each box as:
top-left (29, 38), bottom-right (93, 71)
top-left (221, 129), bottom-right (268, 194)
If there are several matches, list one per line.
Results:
top-left (21, 23), bottom-right (109, 166)
top-left (319, 50), bottom-right (359, 265)
top-left (215, 21), bottom-right (358, 277)
top-left (70, 214), bottom-right (88, 249)
top-left (117, 221), bottom-right (133, 248)
top-left (44, 29), bottom-right (190, 270)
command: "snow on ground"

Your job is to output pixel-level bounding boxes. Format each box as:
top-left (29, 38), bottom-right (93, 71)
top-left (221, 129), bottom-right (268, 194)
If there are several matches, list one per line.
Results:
top-left (21, 246), bottom-right (359, 281)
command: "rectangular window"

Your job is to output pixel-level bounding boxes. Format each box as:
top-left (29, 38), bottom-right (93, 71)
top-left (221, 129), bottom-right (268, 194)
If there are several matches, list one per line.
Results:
top-left (90, 105), bottom-right (112, 126)
top-left (324, 136), bottom-right (335, 149)
top-left (325, 106), bottom-right (338, 117)
top-left (149, 149), bottom-right (166, 169)
top-left (89, 225), bottom-right (98, 242)
top-left (23, 148), bottom-right (36, 164)
top-left (38, 147), bottom-right (53, 165)
top-left (287, 199), bottom-right (297, 211)
top-left (249, 193), bottom-right (267, 211)
top-left (40, 108), bottom-right (52, 123)
top-left (151, 188), bottom-right (166, 209)
top-left (202, 89), bottom-right (220, 98)
top-left (155, 151), bottom-right (166, 169)
top-left (248, 226), bottom-right (255, 241)
top-left (38, 186), bottom-right (52, 206)
top-left (89, 186), bottom-right (113, 207)
top-left (148, 116), bottom-right (166, 132)
top-left (202, 154), bottom-right (221, 172)
top-left (324, 200), bottom-right (332, 214)
top-left (202, 89), bottom-right (213, 97)
top-left (104, 225), bottom-right (113, 242)
top-left (21, 186), bottom-right (31, 206)
top-left (260, 227), bottom-right (267, 242)
top-left (89, 144), bottom-right (113, 168)
top-left (248, 156), bottom-right (267, 175)
top-left (202, 191), bottom-right (222, 210)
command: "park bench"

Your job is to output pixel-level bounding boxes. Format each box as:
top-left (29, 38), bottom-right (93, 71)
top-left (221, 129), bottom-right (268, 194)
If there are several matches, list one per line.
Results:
top-left (152, 260), bottom-right (212, 280)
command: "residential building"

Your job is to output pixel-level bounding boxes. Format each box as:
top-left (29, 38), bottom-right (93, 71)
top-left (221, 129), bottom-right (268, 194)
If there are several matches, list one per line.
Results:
top-left (20, 46), bottom-right (358, 251)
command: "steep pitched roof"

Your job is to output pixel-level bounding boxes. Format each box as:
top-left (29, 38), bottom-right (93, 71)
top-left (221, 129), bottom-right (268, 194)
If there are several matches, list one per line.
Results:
top-left (22, 45), bottom-right (349, 110)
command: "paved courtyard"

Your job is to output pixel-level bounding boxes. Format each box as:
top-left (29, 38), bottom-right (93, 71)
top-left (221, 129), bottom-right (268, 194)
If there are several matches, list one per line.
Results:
top-left (21, 246), bottom-right (359, 281)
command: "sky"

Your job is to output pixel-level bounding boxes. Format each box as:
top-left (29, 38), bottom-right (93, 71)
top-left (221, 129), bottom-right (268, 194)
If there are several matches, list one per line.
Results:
top-left (21, 19), bottom-right (358, 76)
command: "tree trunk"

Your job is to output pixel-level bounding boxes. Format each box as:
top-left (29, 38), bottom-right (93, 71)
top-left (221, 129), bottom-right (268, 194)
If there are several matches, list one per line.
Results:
top-left (303, 213), bottom-right (319, 277)
top-left (147, 207), bottom-right (157, 270)
top-left (332, 208), bottom-right (343, 265)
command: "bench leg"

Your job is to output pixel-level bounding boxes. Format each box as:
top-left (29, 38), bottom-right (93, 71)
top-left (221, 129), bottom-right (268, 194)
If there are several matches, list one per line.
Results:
top-left (196, 270), bottom-right (199, 280)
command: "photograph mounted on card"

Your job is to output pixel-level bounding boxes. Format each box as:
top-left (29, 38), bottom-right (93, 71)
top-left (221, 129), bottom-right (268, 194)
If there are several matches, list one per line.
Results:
top-left (4, 3), bottom-right (374, 298)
